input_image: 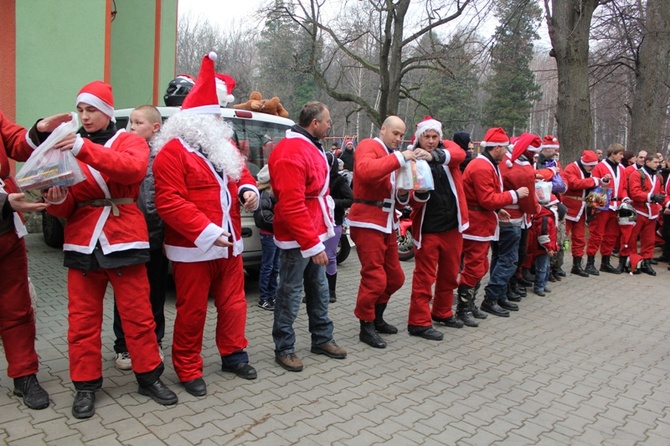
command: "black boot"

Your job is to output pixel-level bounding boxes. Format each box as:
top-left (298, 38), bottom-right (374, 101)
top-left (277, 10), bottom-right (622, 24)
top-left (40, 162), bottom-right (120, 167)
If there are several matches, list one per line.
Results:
top-left (555, 267), bottom-right (566, 277)
top-left (639, 259), bottom-right (657, 276)
top-left (359, 320), bottom-right (386, 348)
top-left (374, 303), bottom-right (398, 334)
top-left (455, 285), bottom-right (478, 327)
top-left (571, 256), bottom-right (589, 277)
top-left (13, 374), bottom-right (49, 410)
top-left (520, 268), bottom-right (535, 284)
top-left (506, 285), bottom-right (522, 302)
top-left (326, 273), bottom-right (337, 303)
top-left (599, 255), bottom-right (621, 274)
top-left (480, 297), bottom-right (510, 317)
top-left (72, 391), bottom-right (96, 419)
top-left (618, 256), bottom-right (630, 273)
top-left (470, 282), bottom-right (488, 319)
top-left (584, 255), bottom-right (600, 275)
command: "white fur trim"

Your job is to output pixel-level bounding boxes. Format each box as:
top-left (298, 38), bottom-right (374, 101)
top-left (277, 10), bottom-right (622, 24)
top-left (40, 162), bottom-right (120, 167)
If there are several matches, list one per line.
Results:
top-left (179, 104), bottom-right (222, 115)
top-left (76, 92), bottom-right (114, 120)
top-left (415, 119), bottom-right (443, 140)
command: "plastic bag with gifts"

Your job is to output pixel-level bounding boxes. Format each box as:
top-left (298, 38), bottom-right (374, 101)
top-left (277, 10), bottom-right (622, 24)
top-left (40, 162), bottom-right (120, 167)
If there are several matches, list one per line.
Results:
top-left (396, 159), bottom-right (434, 191)
top-left (585, 186), bottom-right (611, 210)
top-left (16, 113), bottom-right (85, 191)
top-left (535, 181), bottom-right (552, 204)
top-left (551, 173), bottom-right (567, 194)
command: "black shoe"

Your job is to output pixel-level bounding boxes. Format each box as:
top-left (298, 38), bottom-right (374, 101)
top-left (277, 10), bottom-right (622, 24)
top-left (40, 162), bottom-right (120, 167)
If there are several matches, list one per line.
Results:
top-left (571, 257), bottom-right (590, 277)
top-left (521, 269), bottom-right (535, 283)
top-left (471, 302), bottom-right (489, 319)
top-left (13, 374), bottom-right (49, 410)
top-left (221, 362), bottom-right (257, 380)
top-left (600, 256), bottom-right (621, 274)
top-left (72, 391), bottom-right (96, 419)
top-left (585, 257), bottom-right (600, 276)
top-left (507, 288), bottom-right (522, 302)
top-left (359, 321), bottom-right (386, 348)
top-left (374, 321), bottom-right (398, 334)
top-left (555, 268), bottom-right (566, 277)
top-left (499, 298), bottom-right (519, 311)
top-left (182, 378), bottom-right (207, 396)
top-left (456, 310), bottom-right (479, 327)
top-left (650, 258), bottom-right (659, 265)
top-left (513, 284), bottom-right (527, 297)
top-left (431, 315), bottom-right (464, 328)
top-left (639, 259), bottom-right (657, 276)
top-left (550, 271), bottom-right (562, 281)
top-left (408, 325), bottom-right (444, 341)
top-left (480, 299), bottom-right (510, 317)
top-left (138, 379), bottom-right (178, 405)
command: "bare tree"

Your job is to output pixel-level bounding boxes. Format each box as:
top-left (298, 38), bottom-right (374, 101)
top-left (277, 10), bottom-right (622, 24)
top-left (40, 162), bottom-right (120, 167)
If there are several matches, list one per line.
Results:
top-left (268, 0), bottom-right (476, 127)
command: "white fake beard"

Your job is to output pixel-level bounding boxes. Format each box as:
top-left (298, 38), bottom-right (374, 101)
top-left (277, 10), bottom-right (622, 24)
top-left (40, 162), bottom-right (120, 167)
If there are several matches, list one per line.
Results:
top-left (153, 112), bottom-right (244, 181)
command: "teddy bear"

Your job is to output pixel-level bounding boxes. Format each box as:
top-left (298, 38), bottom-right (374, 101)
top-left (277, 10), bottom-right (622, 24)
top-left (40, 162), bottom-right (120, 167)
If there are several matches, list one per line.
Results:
top-left (234, 91), bottom-right (289, 117)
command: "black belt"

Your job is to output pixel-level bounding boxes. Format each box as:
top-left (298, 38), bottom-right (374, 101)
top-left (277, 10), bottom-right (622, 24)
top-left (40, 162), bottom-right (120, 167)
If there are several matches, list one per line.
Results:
top-left (78, 198), bottom-right (134, 217)
top-left (354, 198), bottom-right (391, 209)
top-left (468, 205), bottom-right (489, 212)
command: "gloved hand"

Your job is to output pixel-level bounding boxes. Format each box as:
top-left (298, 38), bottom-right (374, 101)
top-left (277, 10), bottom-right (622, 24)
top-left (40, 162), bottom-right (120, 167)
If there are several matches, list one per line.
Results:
top-left (651, 194), bottom-right (665, 204)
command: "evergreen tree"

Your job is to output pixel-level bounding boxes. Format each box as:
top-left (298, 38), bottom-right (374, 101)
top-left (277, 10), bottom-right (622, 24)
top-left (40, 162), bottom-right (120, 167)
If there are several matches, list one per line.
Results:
top-left (482, 0), bottom-right (542, 135)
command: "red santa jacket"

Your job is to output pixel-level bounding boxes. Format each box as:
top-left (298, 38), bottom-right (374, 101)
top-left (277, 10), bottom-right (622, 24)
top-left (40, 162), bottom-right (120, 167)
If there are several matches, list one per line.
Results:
top-left (409, 140), bottom-right (469, 249)
top-left (269, 129), bottom-right (334, 257)
top-left (154, 137), bottom-right (258, 262)
top-left (591, 160), bottom-right (628, 211)
top-left (561, 161), bottom-right (602, 222)
top-left (500, 154), bottom-right (539, 228)
top-left (348, 137), bottom-right (407, 234)
top-left (462, 153), bottom-right (518, 242)
top-left (627, 167), bottom-right (666, 219)
top-left (46, 130), bottom-right (151, 254)
top-left (0, 110), bottom-right (33, 237)
top-left (528, 205), bottom-right (558, 257)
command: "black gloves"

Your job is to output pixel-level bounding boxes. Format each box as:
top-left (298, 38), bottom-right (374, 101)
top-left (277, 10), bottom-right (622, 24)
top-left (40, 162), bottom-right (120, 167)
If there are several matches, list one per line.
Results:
top-left (651, 194), bottom-right (665, 204)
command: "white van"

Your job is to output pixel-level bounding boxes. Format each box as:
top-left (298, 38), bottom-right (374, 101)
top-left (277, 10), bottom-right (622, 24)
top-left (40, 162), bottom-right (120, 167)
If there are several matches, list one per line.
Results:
top-left (42, 106), bottom-right (295, 275)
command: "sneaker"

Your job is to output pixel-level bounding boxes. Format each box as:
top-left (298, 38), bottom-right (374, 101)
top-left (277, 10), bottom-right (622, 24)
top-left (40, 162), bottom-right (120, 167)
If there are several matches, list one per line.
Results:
top-left (275, 353), bottom-right (303, 372)
top-left (115, 352), bottom-right (132, 370)
top-left (258, 300), bottom-right (274, 311)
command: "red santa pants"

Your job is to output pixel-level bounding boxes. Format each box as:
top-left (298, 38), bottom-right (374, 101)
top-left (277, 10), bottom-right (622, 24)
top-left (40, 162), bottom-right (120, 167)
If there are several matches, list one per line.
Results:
top-left (0, 232), bottom-right (39, 378)
top-left (409, 230), bottom-right (462, 327)
top-left (459, 238), bottom-right (491, 287)
top-left (68, 263), bottom-right (161, 382)
top-left (351, 227), bottom-right (405, 322)
top-left (171, 255), bottom-right (248, 382)
top-left (565, 216), bottom-right (587, 257)
top-left (621, 214), bottom-right (657, 259)
top-left (586, 210), bottom-right (619, 256)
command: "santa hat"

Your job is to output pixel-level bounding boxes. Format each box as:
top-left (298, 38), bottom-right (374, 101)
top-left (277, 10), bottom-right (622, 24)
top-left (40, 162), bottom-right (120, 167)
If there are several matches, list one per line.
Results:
top-left (541, 135), bottom-right (560, 150)
top-left (507, 133), bottom-right (543, 165)
top-left (581, 150), bottom-right (598, 166)
top-left (76, 81), bottom-right (115, 120)
top-left (344, 139), bottom-right (354, 147)
top-left (415, 116), bottom-right (443, 140)
top-left (480, 127), bottom-right (509, 148)
top-left (215, 73), bottom-right (236, 106)
top-left (181, 52), bottom-right (221, 115)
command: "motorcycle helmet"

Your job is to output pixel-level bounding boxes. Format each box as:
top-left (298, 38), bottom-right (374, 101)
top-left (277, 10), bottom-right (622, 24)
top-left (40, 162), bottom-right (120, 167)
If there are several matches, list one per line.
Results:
top-left (617, 202), bottom-right (637, 225)
top-left (164, 74), bottom-right (196, 107)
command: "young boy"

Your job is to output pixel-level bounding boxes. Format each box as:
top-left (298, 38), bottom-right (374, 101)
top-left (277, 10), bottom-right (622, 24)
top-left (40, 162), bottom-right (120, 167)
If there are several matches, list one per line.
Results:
top-left (253, 165), bottom-right (279, 310)
top-left (113, 105), bottom-right (168, 370)
top-left (530, 195), bottom-right (559, 296)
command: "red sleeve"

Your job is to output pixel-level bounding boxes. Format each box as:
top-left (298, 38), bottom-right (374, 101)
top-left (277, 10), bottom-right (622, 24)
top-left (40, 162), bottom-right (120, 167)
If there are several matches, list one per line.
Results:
top-left (563, 164), bottom-right (597, 190)
top-left (442, 140), bottom-right (466, 167)
top-left (74, 132), bottom-right (149, 185)
top-left (0, 111), bottom-right (32, 163)
top-left (354, 140), bottom-right (402, 182)
top-left (627, 171), bottom-right (648, 202)
top-left (466, 162), bottom-right (515, 211)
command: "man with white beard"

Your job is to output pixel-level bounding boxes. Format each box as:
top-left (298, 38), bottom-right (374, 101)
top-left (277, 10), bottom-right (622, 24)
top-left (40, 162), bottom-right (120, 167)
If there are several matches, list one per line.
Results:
top-left (153, 52), bottom-right (259, 397)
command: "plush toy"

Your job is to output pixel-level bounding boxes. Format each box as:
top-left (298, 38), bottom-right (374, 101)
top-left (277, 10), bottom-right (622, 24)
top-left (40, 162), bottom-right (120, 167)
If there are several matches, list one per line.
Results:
top-left (234, 91), bottom-right (289, 117)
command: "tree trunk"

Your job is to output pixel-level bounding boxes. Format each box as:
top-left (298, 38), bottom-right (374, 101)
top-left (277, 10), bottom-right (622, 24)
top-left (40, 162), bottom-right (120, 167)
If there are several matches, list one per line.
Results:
top-left (629, 0), bottom-right (670, 153)
top-left (545, 0), bottom-right (600, 163)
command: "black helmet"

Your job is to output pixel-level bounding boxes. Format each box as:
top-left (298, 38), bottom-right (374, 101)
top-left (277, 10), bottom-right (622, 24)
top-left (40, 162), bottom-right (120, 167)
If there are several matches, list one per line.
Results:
top-left (617, 202), bottom-right (637, 225)
top-left (164, 74), bottom-right (195, 107)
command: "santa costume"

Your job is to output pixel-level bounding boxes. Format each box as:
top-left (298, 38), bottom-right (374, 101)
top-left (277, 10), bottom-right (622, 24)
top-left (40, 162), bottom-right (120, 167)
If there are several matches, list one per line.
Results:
top-left (153, 53), bottom-right (259, 388)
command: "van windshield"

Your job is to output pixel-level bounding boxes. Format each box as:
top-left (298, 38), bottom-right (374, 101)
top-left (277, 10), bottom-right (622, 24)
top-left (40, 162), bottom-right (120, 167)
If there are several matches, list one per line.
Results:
top-left (227, 119), bottom-right (291, 177)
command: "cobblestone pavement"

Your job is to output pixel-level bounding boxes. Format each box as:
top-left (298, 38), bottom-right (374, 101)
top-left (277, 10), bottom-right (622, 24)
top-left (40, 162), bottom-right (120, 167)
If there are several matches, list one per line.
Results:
top-left (2, 233), bottom-right (670, 445)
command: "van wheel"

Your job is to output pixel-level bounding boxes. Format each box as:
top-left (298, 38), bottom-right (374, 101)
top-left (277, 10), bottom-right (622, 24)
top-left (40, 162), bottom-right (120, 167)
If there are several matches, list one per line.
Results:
top-left (42, 211), bottom-right (64, 248)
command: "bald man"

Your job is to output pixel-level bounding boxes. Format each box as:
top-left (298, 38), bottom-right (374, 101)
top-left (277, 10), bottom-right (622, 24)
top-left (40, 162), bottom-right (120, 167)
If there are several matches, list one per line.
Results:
top-left (349, 116), bottom-right (416, 349)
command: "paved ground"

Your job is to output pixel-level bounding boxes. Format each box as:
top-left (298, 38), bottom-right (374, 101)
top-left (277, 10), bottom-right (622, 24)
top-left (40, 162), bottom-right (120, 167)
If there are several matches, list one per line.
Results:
top-left (2, 233), bottom-right (670, 445)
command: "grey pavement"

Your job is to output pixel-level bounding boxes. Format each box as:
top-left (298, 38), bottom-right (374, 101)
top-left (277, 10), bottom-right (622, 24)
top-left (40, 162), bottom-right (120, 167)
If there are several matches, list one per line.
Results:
top-left (2, 233), bottom-right (670, 445)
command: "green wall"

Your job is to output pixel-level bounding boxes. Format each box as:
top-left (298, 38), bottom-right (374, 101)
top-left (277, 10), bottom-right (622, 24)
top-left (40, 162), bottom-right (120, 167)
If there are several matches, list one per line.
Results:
top-left (14, 0), bottom-right (176, 127)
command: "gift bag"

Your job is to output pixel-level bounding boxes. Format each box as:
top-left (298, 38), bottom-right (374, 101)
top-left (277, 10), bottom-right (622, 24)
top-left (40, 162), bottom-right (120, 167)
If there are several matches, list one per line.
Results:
top-left (535, 181), bottom-right (552, 204)
top-left (551, 173), bottom-right (567, 194)
top-left (16, 113), bottom-right (85, 191)
top-left (586, 186), bottom-right (611, 211)
top-left (396, 159), bottom-right (434, 191)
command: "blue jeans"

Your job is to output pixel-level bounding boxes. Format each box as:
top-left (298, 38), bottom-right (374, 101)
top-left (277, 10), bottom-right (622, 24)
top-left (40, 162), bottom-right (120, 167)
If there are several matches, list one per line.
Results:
top-left (486, 225), bottom-right (522, 302)
top-left (534, 254), bottom-right (550, 292)
top-left (272, 248), bottom-right (334, 355)
top-left (259, 233), bottom-right (280, 303)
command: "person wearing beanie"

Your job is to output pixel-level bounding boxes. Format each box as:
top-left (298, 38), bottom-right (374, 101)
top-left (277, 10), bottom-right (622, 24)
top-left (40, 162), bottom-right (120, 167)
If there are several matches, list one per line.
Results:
top-left (620, 152), bottom-right (668, 275)
top-left (560, 150), bottom-right (602, 277)
top-left (0, 109), bottom-right (74, 411)
top-left (586, 143), bottom-right (629, 275)
top-left (40, 80), bottom-right (178, 418)
top-left (269, 101), bottom-right (347, 371)
top-left (405, 117), bottom-right (470, 340)
top-left (453, 131), bottom-right (474, 173)
top-left (153, 52), bottom-right (260, 394)
top-left (460, 127), bottom-right (530, 318)
top-left (253, 165), bottom-right (280, 310)
top-left (349, 116), bottom-right (417, 349)
top-left (498, 133), bottom-right (542, 302)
